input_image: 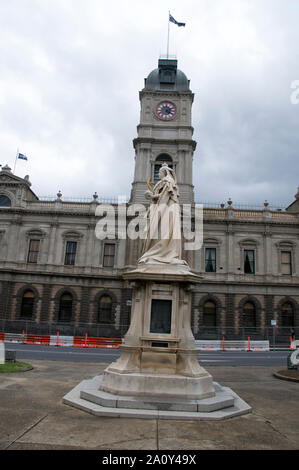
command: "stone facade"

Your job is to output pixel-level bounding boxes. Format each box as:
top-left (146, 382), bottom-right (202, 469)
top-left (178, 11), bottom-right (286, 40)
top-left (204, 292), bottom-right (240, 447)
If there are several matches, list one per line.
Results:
top-left (0, 58), bottom-right (298, 341)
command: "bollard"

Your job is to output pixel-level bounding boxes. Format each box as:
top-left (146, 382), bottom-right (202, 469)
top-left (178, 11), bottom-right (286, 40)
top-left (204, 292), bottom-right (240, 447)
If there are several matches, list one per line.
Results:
top-left (290, 336), bottom-right (294, 351)
top-left (222, 336), bottom-right (225, 351)
top-left (56, 331), bottom-right (59, 346)
top-left (22, 330), bottom-right (25, 344)
top-left (84, 333), bottom-right (88, 347)
top-left (248, 336), bottom-right (251, 352)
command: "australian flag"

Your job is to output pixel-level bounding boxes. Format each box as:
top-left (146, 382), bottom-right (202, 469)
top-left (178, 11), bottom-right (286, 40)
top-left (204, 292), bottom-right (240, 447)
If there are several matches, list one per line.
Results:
top-left (18, 153), bottom-right (28, 161)
top-left (169, 13), bottom-right (186, 27)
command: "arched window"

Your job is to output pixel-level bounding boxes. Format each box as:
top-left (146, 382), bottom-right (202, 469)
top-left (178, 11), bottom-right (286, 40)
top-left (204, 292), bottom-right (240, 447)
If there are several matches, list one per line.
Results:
top-left (154, 154), bottom-right (173, 183)
top-left (0, 195), bottom-right (11, 207)
top-left (203, 300), bottom-right (217, 327)
top-left (98, 295), bottom-right (113, 324)
top-left (20, 290), bottom-right (35, 318)
top-left (242, 301), bottom-right (256, 328)
top-left (281, 302), bottom-right (294, 327)
top-left (58, 293), bottom-right (73, 322)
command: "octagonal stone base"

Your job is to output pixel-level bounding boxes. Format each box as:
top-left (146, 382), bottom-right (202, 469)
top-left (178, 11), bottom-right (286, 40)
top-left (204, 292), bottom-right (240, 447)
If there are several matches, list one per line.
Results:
top-left (99, 368), bottom-right (215, 400)
top-left (63, 375), bottom-right (251, 420)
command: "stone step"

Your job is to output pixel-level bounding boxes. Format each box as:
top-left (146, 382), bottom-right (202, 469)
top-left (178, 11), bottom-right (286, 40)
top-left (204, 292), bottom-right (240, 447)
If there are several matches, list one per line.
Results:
top-left (62, 376), bottom-right (252, 421)
top-left (79, 375), bottom-right (234, 413)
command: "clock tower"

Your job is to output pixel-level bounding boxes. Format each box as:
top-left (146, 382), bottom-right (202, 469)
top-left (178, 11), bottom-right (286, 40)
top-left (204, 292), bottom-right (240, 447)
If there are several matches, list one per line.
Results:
top-left (130, 57), bottom-right (197, 205)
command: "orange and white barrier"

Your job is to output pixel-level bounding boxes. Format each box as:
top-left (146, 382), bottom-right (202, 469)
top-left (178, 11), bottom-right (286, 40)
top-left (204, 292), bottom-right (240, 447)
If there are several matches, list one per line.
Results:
top-left (73, 336), bottom-right (122, 348)
top-left (26, 334), bottom-right (50, 346)
top-left (195, 340), bottom-right (270, 351)
top-left (290, 337), bottom-right (298, 350)
top-left (0, 331), bottom-right (123, 349)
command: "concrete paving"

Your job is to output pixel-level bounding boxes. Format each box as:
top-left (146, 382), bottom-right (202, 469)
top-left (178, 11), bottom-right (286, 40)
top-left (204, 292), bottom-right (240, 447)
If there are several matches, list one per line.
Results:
top-left (0, 360), bottom-right (299, 450)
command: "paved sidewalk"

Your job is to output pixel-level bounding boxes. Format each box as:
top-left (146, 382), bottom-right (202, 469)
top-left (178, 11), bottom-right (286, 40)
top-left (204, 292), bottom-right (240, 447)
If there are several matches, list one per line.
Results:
top-left (0, 360), bottom-right (298, 450)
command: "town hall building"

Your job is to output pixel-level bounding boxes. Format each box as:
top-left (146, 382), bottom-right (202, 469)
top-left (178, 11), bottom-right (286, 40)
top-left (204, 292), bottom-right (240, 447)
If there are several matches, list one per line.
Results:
top-left (0, 58), bottom-right (298, 343)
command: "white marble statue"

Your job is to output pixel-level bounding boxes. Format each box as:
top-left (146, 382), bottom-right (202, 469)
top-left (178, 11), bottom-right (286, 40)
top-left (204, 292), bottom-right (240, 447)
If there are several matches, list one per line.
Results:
top-left (138, 163), bottom-right (188, 266)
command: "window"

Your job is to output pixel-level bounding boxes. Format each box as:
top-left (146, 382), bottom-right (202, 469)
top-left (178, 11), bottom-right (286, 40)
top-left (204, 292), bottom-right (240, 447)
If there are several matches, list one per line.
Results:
top-left (103, 243), bottom-right (115, 267)
top-left (244, 250), bottom-right (255, 274)
top-left (205, 248), bottom-right (216, 272)
top-left (58, 293), bottom-right (73, 322)
top-left (27, 239), bottom-right (40, 264)
top-left (160, 69), bottom-right (175, 84)
top-left (281, 251), bottom-right (292, 275)
top-left (154, 154), bottom-right (173, 183)
top-left (203, 300), bottom-right (217, 326)
top-left (98, 295), bottom-right (113, 323)
top-left (281, 302), bottom-right (294, 327)
top-left (0, 195), bottom-right (11, 207)
top-left (20, 290), bottom-right (34, 318)
top-left (64, 241), bottom-right (77, 266)
top-left (242, 301), bottom-right (256, 328)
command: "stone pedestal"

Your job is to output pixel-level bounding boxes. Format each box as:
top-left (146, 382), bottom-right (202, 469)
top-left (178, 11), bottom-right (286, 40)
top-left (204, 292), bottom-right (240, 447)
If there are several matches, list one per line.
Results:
top-left (99, 265), bottom-right (215, 401)
top-left (63, 264), bottom-right (252, 419)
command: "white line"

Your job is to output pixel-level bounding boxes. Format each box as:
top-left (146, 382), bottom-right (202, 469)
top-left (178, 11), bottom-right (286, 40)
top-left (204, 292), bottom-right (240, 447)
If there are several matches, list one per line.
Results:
top-left (199, 360), bottom-right (229, 362)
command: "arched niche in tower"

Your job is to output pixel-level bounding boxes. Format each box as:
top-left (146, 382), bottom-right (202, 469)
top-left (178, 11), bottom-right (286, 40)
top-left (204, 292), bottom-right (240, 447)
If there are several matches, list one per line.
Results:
top-left (153, 154), bottom-right (173, 183)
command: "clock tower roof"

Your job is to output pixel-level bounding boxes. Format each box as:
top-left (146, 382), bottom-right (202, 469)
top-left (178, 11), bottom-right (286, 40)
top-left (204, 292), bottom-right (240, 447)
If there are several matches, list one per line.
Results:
top-left (144, 58), bottom-right (190, 92)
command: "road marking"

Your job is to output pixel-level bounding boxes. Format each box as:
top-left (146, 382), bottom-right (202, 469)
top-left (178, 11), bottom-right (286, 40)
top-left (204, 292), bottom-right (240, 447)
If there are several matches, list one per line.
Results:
top-left (200, 360), bottom-right (229, 362)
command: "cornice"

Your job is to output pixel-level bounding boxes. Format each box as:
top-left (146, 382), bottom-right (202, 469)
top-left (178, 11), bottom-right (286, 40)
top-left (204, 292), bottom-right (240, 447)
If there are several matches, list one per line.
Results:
top-left (139, 89), bottom-right (194, 100)
top-left (0, 265), bottom-right (123, 281)
top-left (133, 137), bottom-right (197, 150)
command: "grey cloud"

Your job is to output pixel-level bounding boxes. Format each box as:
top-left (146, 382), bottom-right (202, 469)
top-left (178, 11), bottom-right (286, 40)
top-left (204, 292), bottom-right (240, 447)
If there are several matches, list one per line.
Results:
top-left (0, 0), bottom-right (298, 206)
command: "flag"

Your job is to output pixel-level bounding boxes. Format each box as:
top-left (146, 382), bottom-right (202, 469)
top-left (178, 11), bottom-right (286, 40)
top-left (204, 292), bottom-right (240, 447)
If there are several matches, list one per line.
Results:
top-left (169, 13), bottom-right (185, 27)
top-left (18, 153), bottom-right (28, 161)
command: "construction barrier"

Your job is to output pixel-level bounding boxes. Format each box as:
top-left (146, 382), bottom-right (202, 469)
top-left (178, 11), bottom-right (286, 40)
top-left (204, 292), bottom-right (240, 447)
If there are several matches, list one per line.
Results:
top-left (0, 332), bottom-right (122, 348)
top-left (73, 336), bottom-right (122, 348)
top-left (26, 334), bottom-right (50, 346)
top-left (4, 333), bottom-right (25, 344)
top-left (195, 340), bottom-right (270, 351)
top-left (1, 332), bottom-right (273, 351)
top-left (50, 335), bottom-right (74, 347)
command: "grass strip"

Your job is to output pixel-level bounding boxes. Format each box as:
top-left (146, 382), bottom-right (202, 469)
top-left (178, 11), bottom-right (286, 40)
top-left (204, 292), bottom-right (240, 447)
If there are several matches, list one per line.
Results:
top-left (0, 361), bottom-right (33, 373)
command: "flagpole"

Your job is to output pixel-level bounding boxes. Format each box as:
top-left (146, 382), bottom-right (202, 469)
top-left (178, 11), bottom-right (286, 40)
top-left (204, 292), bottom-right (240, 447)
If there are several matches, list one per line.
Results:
top-left (13, 148), bottom-right (19, 174)
top-left (167, 11), bottom-right (170, 58)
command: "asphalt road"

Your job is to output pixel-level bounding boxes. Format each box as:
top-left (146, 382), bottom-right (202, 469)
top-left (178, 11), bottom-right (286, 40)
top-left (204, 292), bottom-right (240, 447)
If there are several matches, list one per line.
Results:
top-left (5, 342), bottom-right (291, 367)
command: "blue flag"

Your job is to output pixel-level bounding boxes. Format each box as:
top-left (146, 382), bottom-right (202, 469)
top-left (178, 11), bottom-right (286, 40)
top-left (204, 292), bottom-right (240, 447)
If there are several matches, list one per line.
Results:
top-left (169, 13), bottom-right (186, 27)
top-left (18, 153), bottom-right (28, 161)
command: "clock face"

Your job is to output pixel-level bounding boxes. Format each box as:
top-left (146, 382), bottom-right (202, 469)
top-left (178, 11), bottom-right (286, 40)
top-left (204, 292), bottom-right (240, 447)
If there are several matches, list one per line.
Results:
top-left (156, 101), bottom-right (177, 120)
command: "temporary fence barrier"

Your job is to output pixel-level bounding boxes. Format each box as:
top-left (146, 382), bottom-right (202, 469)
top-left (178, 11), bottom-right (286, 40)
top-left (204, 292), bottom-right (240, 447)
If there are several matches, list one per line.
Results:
top-left (0, 331), bottom-right (122, 349)
top-left (3, 332), bottom-right (293, 351)
top-left (26, 334), bottom-right (50, 346)
top-left (4, 333), bottom-right (25, 344)
top-left (73, 336), bottom-right (122, 348)
top-left (290, 339), bottom-right (299, 350)
top-left (195, 339), bottom-right (270, 351)
top-left (50, 334), bottom-right (74, 347)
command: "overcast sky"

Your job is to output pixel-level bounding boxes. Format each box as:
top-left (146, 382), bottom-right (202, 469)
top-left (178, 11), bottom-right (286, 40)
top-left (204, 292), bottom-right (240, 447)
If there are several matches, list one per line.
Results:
top-left (0, 0), bottom-right (298, 207)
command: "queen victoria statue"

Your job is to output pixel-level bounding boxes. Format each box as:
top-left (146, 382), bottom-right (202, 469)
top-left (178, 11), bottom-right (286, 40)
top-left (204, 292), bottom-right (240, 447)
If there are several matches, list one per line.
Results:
top-left (138, 163), bottom-right (189, 268)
